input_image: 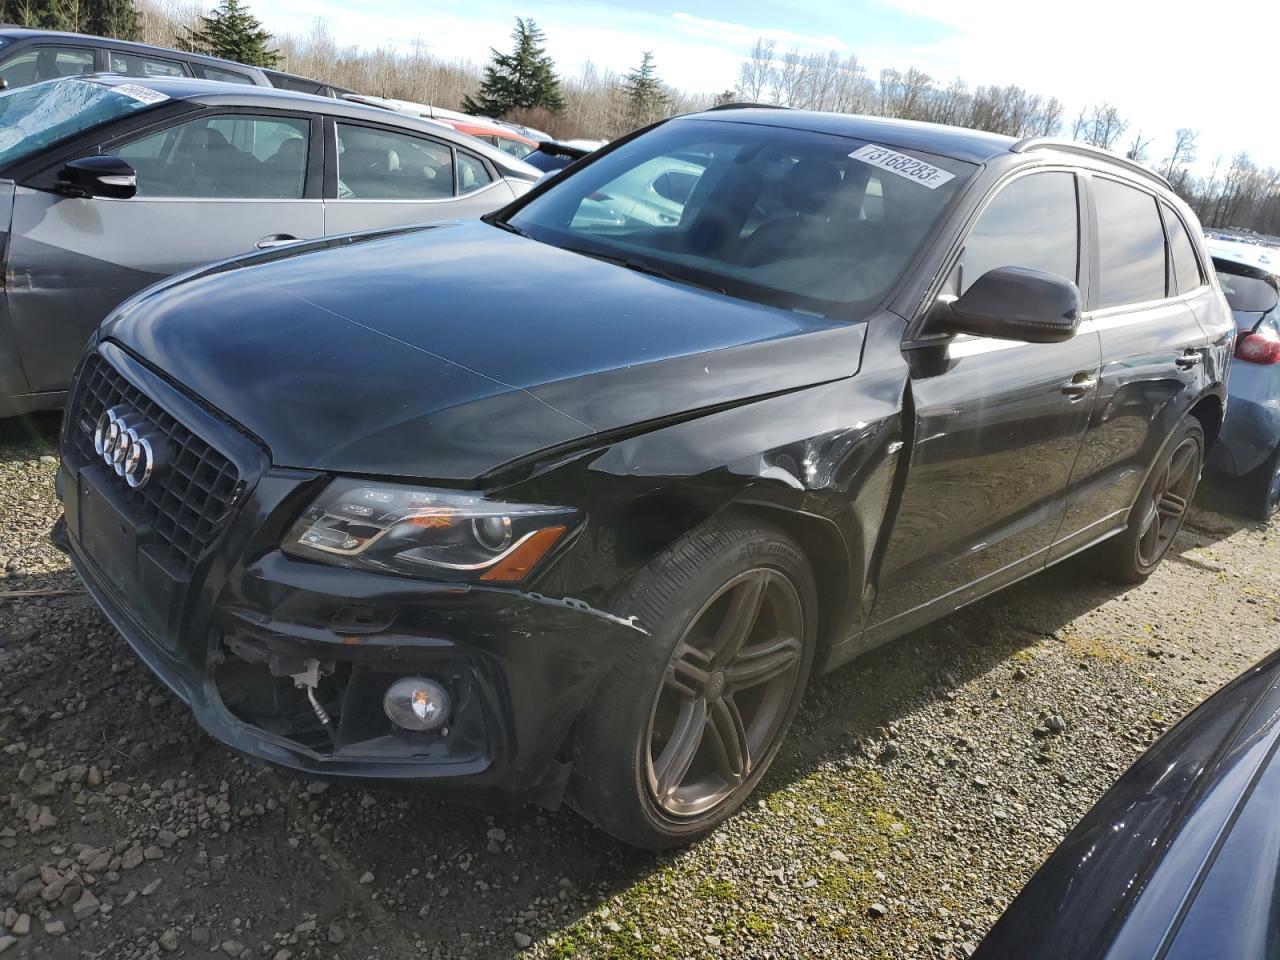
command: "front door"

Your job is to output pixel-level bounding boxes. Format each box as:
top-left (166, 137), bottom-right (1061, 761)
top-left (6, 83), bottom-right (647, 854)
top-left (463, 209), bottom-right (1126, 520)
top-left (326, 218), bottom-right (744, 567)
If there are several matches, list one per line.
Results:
top-left (871, 170), bottom-right (1101, 633)
top-left (323, 120), bottom-right (516, 235)
top-left (5, 110), bottom-right (323, 393)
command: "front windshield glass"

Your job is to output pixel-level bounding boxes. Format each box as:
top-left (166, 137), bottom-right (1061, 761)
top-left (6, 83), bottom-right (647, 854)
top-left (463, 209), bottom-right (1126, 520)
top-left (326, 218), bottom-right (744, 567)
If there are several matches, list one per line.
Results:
top-left (507, 118), bottom-right (976, 316)
top-left (0, 78), bottom-right (160, 168)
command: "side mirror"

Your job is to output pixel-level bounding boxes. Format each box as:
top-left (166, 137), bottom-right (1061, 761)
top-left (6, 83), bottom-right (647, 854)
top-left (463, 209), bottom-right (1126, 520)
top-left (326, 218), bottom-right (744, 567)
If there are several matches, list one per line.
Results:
top-left (940, 266), bottom-right (1081, 344)
top-left (57, 155), bottom-right (137, 200)
top-left (0, 78), bottom-right (8, 91)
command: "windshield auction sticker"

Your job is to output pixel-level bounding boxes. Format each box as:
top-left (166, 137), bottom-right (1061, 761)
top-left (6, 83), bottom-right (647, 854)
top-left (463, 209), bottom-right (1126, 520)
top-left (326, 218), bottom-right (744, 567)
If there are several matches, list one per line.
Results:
top-left (849, 144), bottom-right (955, 189)
top-left (112, 84), bottom-right (169, 105)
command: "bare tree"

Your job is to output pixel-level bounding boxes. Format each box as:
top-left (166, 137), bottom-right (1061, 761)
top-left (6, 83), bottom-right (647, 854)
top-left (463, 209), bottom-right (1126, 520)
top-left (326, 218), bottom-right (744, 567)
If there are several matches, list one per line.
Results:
top-left (1161, 128), bottom-right (1199, 179)
top-left (1072, 102), bottom-right (1128, 150)
top-left (736, 38), bottom-right (774, 102)
top-left (1125, 130), bottom-right (1153, 162)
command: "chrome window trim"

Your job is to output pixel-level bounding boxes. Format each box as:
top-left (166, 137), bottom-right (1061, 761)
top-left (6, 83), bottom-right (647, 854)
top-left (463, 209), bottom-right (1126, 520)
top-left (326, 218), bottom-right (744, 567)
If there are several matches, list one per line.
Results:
top-left (329, 178), bottom-right (507, 204)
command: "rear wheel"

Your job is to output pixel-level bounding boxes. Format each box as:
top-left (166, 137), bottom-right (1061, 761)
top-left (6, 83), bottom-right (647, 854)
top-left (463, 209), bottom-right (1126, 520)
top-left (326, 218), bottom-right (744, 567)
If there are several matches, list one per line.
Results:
top-left (1095, 417), bottom-right (1204, 583)
top-left (1244, 445), bottom-right (1280, 522)
top-left (570, 515), bottom-right (817, 849)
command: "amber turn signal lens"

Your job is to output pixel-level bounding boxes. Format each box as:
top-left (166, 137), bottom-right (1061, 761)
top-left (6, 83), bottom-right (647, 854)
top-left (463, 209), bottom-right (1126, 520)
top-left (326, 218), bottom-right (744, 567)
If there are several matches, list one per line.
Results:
top-left (480, 526), bottom-right (567, 582)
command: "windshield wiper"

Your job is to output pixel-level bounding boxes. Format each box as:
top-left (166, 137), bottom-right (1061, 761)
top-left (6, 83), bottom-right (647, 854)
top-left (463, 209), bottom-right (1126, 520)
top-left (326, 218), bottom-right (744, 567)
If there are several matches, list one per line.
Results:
top-left (560, 246), bottom-right (727, 296)
top-left (484, 216), bottom-right (531, 239)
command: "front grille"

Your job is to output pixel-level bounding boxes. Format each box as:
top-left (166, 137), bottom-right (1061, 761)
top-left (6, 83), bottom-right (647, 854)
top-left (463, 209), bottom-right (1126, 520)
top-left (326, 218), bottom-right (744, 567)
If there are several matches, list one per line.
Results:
top-left (70, 354), bottom-right (241, 574)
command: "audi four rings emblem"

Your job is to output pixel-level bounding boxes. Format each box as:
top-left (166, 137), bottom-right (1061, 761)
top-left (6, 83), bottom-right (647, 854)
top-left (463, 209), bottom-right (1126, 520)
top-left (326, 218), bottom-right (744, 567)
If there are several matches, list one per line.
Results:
top-left (93, 407), bottom-right (159, 489)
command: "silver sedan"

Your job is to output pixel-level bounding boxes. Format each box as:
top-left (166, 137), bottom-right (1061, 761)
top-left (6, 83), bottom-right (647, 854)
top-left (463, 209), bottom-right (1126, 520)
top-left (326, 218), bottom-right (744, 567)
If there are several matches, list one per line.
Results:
top-left (0, 75), bottom-right (541, 416)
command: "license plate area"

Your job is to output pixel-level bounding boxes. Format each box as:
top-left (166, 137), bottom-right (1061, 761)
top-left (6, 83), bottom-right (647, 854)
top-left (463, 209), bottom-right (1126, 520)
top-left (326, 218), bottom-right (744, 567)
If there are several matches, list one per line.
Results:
top-left (77, 468), bottom-right (183, 651)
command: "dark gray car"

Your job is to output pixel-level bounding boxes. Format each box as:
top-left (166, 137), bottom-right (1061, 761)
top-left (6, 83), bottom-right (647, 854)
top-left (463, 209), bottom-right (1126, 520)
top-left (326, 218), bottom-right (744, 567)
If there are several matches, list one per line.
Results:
top-left (0, 75), bottom-right (541, 416)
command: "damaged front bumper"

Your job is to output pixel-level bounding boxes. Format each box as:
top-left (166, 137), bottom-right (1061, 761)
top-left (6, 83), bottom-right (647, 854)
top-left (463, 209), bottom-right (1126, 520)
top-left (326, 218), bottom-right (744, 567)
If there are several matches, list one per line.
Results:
top-left (56, 351), bottom-right (645, 809)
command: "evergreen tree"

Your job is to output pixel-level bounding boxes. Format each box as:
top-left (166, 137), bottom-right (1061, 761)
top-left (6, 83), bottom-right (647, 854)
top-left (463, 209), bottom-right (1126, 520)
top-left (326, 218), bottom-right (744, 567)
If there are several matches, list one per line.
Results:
top-left (2, 0), bottom-right (71, 30)
top-left (80, 0), bottom-right (140, 41)
top-left (623, 51), bottom-right (668, 127)
top-left (1, 0), bottom-right (140, 38)
top-left (189, 0), bottom-right (279, 68)
top-left (462, 18), bottom-right (563, 116)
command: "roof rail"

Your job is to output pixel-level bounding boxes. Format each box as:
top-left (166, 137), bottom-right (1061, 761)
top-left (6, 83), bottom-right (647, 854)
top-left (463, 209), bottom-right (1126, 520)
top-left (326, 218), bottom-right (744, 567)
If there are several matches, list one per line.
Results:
top-left (1010, 137), bottom-right (1172, 191)
top-left (705, 102), bottom-right (789, 112)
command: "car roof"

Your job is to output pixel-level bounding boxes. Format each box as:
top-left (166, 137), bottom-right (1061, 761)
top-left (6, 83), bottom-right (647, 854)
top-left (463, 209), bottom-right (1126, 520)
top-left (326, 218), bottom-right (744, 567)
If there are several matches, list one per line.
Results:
top-left (77, 75), bottom-right (539, 177)
top-left (0, 26), bottom-right (264, 74)
top-left (683, 107), bottom-right (1017, 164)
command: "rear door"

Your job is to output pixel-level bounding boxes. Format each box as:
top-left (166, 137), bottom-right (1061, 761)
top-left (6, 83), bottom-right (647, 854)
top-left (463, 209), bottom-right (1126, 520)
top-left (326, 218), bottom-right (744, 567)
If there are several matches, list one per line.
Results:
top-left (872, 170), bottom-right (1102, 631)
top-left (323, 119), bottom-right (516, 234)
top-left (1049, 175), bottom-right (1210, 559)
top-left (4, 109), bottom-right (323, 393)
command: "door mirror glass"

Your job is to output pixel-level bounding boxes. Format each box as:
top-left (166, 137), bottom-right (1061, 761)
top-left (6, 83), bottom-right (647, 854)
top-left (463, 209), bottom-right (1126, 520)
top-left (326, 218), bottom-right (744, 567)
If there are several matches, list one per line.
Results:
top-left (943, 266), bottom-right (1080, 343)
top-left (58, 155), bottom-right (137, 200)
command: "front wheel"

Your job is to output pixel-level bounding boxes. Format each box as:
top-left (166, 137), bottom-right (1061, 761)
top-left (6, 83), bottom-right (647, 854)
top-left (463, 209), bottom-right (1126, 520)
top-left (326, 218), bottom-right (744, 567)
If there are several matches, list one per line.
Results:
top-left (570, 515), bottom-right (817, 849)
top-left (1094, 417), bottom-right (1204, 583)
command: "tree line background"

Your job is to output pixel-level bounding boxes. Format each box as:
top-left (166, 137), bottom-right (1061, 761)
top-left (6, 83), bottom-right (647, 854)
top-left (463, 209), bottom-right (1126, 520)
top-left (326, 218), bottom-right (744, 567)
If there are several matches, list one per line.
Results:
top-left (4, 0), bottom-right (1278, 237)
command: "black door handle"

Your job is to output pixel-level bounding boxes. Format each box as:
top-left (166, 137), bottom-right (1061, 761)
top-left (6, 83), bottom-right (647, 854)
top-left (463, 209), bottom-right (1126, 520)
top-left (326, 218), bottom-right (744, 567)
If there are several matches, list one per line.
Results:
top-left (1175, 351), bottom-right (1202, 369)
top-left (1061, 374), bottom-right (1098, 398)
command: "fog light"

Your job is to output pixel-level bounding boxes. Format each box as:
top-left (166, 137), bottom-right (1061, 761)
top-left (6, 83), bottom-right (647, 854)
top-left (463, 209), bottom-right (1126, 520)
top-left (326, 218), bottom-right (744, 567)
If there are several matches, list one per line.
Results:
top-left (383, 677), bottom-right (450, 732)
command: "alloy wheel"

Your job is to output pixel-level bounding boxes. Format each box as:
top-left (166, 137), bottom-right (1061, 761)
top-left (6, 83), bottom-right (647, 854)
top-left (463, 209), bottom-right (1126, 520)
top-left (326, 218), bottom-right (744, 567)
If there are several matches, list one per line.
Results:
top-left (1136, 436), bottom-right (1200, 567)
top-left (645, 568), bottom-right (805, 818)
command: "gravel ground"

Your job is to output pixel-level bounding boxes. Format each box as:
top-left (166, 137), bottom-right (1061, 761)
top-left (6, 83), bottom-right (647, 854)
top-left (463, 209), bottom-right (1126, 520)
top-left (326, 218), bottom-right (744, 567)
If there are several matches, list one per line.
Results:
top-left (1, 411), bottom-right (1278, 960)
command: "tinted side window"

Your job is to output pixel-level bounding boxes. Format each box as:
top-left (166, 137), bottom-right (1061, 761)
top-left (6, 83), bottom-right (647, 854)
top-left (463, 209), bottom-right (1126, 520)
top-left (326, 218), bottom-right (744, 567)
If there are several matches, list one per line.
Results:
top-left (1094, 179), bottom-right (1168, 308)
top-left (496, 137), bottom-right (534, 159)
top-left (457, 152), bottom-right (493, 194)
top-left (193, 64), bottom-right (257, 85)
top-left (1162, 203), bottom-right (1204, 293)
top-left (961, 172), bottom-right (1078, 293)
top-left (0, 47), bottom-right (96, 88)
top-left (109, 51), bottom-right (187, 78)
top-left (336, 123), bottom-right (454, 200)
top-left (268, 74), bottom-right (325, 95)
top-left (115, 115), bottom-right (310, 198)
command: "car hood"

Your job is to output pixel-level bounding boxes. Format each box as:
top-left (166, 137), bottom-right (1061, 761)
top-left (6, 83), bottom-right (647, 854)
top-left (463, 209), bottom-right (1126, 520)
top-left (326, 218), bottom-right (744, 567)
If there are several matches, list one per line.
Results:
top-left (104, 221), bottom-right (864, 481)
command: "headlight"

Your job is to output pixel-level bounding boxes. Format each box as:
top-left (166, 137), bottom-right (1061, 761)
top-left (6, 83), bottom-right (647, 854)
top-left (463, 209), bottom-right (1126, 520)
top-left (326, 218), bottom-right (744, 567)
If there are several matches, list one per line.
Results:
top-left (282, 479), bottom-right (575, 582)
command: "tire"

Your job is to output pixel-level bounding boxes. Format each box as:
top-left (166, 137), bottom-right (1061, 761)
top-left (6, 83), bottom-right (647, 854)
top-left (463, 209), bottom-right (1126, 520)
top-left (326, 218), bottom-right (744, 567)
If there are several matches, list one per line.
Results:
top-left (1094, 417), bottom-right (1205, 584)
top-left (569, 514), bottom-right (818, 849)
top-left (1244, 444), bottom-right (1280, 522)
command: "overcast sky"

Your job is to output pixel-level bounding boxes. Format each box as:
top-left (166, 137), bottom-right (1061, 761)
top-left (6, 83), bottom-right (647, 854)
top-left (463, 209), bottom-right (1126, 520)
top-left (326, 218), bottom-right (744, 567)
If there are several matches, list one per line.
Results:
top-left (257, 0), bottom-right (1278, 173)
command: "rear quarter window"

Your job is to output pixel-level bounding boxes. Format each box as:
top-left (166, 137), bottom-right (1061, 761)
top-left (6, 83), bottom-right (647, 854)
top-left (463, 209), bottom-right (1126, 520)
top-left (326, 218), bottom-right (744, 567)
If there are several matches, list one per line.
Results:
top-left (1162, 203), bottom-right (1204, 293)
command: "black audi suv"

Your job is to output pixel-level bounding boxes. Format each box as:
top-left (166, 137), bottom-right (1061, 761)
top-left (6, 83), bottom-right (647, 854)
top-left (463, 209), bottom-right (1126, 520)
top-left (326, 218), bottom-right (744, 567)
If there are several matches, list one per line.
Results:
top-left (56, 106), bottom-right (1235, 848)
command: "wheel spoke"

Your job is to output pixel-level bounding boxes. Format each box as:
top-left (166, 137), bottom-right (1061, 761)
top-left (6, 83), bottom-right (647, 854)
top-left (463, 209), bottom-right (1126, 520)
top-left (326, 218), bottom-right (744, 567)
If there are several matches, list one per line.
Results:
top-left (710, 571), bottom-right (769, 663)
top-left (653, 698), bottom-right (708, 798)
top-left (1157, 491), bottom-right (1188, 519)
top-left (665, 642), bottom-right (712, 699)
top-left (1167, 443), bottom-right (1196, 490)
top-left (707, 696), bottom-right (750, 782)
top-left (1138, 501), bottom-right (1161, 559)
top-left (726, 636), bottom-right (802, 690)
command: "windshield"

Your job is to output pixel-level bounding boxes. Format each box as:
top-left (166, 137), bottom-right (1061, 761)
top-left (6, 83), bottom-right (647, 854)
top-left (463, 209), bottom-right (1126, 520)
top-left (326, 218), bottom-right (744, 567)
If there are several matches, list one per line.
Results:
top-left (506, 118), bottom-right (975, 316)
top-left (0, 79), bottom-right (162, 169)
